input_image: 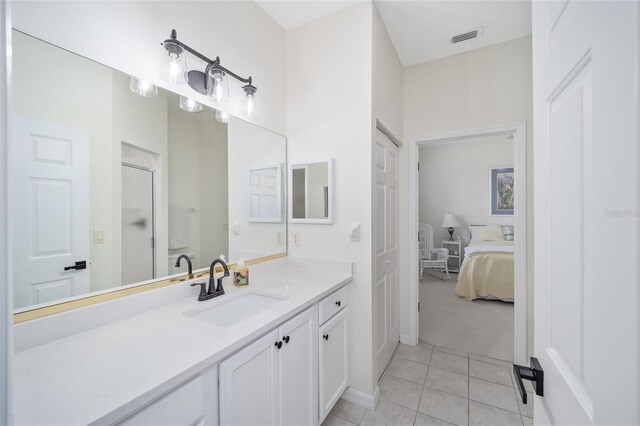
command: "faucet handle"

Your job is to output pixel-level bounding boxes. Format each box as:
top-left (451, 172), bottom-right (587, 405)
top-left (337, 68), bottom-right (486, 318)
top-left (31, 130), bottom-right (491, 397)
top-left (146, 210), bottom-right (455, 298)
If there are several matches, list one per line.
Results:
top-left (190, 282), bottom-right (207, 300)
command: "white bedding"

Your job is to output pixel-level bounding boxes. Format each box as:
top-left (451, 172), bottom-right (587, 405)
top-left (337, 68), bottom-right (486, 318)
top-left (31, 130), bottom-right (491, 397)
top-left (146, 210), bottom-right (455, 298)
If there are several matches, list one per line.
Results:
top-left (464, 240), bottom-right (514, 257)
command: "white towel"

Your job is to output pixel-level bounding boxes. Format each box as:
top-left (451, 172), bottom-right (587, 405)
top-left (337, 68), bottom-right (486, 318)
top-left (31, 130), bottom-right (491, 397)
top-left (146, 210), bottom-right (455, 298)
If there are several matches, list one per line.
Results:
top-left (169, 206), bottom-right (190, 250)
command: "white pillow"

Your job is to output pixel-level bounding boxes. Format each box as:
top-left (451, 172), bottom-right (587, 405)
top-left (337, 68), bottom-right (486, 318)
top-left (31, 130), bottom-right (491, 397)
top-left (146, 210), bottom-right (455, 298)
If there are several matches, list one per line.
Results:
top-left (471, 224), bottom-right (504, 241)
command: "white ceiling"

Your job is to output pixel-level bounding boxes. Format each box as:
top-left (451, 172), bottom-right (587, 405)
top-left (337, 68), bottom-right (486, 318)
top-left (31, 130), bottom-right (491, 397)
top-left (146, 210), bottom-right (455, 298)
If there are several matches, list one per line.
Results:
top-left (255, 1), bottom-right (359, 30)
top-left (256, 0), bottom-right (531, 67)
top-left (375, 1), bottom-right (531, 66)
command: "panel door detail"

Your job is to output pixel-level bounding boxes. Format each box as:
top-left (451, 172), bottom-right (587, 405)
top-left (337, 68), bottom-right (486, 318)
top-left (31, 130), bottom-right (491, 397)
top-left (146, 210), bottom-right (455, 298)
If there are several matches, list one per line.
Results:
top-left (278, 306), bottom-right (318, 426)
top-left (219, 329), bottom-right (279, 425)
top-left (375, 129), bottom-right (400, 379)
top-left (533, 1), bottom-right (639, 424)
top-left (319, 307), bottom-right (349, 422)
top-left (11, 116), bottom-right (90, 309)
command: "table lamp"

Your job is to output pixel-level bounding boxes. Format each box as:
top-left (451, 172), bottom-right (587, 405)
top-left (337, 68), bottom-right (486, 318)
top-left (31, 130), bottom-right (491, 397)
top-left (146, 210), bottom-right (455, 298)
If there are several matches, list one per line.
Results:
top-left (441, 212), bottom-right (459, 240)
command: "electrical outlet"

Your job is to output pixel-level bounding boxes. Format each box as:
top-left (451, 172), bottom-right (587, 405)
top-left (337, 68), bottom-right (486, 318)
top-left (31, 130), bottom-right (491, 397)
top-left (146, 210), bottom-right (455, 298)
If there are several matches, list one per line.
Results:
top-left (292, 231), bottom-right (300, 247)
top-left (276, 231), bottom-right (283, 245)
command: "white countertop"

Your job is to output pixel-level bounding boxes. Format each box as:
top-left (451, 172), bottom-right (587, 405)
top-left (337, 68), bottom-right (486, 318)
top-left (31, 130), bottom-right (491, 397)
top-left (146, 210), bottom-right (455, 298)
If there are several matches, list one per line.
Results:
top-left (12, 258), bottom-right (352, 425)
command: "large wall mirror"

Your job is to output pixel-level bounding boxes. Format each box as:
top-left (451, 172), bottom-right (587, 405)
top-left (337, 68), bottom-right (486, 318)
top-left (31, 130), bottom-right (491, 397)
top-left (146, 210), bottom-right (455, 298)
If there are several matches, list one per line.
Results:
top-left (10, 30), bottom-right (286, 313)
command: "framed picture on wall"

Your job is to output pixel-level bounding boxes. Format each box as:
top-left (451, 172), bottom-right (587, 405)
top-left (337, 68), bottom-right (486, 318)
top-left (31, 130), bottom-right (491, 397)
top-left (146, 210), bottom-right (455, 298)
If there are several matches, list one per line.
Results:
top-left (490, 166), bottom-right (514, 215)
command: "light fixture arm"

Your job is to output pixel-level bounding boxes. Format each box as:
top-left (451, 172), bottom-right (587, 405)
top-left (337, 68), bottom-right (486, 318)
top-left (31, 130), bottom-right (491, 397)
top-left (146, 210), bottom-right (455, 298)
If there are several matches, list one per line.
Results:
top-left (162, 29), bottom-right (254, 86)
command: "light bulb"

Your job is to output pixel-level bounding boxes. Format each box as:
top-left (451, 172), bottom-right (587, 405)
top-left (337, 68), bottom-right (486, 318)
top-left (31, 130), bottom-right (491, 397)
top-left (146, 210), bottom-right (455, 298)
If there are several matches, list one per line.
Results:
top-left (242, 84), bottom-right (258, 117)
top-left (215, 110), bottom-right (231, 124)
top-left (206, 67), bottom-right (229, 103)
top-left (160, 40), bottom-right (187, 84)
top-left (179, 96), bottom-right (203, 113)
top-left (129, 78), bottom-right (158, 97)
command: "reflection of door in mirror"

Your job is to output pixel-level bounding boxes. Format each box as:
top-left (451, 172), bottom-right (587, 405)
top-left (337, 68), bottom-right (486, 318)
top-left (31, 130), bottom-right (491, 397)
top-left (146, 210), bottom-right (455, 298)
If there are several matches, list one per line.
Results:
top-left (121, 165), bottom-right (155, 285)
top-left (248, 165), bottom-right (282, 223)
top-left (11, 116), bottom-right (91, 309)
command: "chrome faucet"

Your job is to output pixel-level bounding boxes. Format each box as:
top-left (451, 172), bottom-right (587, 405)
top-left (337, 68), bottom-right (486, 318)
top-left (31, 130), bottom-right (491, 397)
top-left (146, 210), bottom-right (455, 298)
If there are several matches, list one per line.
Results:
top-left (190, 257), bottom-right (230, 301)
top-left (175, 254), bottom-right (193, 278)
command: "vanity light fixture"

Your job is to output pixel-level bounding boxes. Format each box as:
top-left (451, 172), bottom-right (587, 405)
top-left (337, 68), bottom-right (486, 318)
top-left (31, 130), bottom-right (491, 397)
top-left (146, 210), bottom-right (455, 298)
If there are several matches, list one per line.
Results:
top-left (179, 96), bottom-right (203, 113)
top-left (129, 78), bottom-right (158, 97)
top-left (161, 29), bottom-right (258, 116)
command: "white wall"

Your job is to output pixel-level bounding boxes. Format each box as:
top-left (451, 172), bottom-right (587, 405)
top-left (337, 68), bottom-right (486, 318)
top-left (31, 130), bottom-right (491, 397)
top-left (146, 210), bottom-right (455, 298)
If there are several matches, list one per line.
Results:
top-left (10, 0), bottom-right (287, 135)
top-left (402, 36), bottom-right (534, 355)
top-left (419, 136), bottom-right (514, 249)
top-left (287, 2), bottom-right (376, 397)
top-left (167, 109), bottom-right (228, 270)
top-left (0, 1), bottom-right (12, 422)
top-left (227, 118), bottom-right (286, 262)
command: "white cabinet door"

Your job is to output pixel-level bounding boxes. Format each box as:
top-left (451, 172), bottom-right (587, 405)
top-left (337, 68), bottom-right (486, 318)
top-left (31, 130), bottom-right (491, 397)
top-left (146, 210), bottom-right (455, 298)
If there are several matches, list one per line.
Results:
top-left (319, 308), bottom-right (349, 422)
top-left (219, 329), bottom-right (279, 425)
top-left (278, 307), bottom-right (318, 426)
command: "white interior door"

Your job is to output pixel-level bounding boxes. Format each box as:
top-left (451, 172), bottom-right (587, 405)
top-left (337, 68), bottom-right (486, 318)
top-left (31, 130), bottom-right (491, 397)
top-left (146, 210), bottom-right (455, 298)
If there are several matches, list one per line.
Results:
top-left (121, 164), bottom-right (154, 285)
top-left (11, 116), bottom-right (90, 309)
top-left (249, 166), bottom-right (280, 221)
top-left (375, 129), bottom-right (400, 378)
top-left (532, 2), bottom-right (639, 424)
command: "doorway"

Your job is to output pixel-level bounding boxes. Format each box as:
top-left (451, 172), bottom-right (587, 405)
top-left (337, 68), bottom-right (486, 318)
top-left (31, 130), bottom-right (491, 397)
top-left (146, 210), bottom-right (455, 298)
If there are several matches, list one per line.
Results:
top-left (408, 122), bottom-right (528, 365)
top-left (121, 164), bottom-right (155, 285)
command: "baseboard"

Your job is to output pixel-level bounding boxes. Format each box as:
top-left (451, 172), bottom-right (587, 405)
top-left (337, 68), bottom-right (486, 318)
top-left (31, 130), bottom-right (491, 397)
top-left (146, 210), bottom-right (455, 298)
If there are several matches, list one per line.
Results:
top-left (340, 385), bottom-right (380, 411)
top-left (400, 334), bottom-right (416, 345)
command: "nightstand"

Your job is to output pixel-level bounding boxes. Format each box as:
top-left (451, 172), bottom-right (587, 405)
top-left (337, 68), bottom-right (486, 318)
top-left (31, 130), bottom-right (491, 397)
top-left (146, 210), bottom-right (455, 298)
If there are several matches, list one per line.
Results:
top-left (441, 238), bottom-right (462, 273)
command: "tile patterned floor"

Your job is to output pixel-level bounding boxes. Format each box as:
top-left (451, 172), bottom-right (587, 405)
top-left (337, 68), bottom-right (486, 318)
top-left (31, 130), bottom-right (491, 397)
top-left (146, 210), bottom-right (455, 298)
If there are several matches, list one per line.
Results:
top-left (323, 343), bottom-right (533, 426)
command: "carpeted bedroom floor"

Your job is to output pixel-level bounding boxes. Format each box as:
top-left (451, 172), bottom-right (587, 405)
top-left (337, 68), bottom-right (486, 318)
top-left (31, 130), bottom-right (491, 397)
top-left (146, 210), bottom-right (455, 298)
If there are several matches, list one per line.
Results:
top-left (419, 273), bottom-right (514, 362)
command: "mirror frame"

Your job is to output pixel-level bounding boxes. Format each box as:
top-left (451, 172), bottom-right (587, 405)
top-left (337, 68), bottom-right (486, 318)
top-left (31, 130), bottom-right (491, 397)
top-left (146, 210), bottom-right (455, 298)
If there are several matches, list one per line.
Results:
top-left (288, 158), bottom-right (334, 225)
top-left (10, 30), bottom-right (288, 323)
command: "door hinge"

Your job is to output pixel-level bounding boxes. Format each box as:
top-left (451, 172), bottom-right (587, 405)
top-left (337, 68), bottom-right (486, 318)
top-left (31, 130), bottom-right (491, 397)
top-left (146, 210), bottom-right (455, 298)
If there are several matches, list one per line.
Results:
top-left (418, 302), bottom-right (420, 312)
top-left (417, 162), bottom-right (420, 172)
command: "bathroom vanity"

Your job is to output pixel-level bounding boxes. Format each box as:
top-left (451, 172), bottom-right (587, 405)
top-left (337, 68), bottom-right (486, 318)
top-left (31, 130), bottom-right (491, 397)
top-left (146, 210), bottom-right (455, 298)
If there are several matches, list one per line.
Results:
top-left (13, 257), bottom-right (351, 425)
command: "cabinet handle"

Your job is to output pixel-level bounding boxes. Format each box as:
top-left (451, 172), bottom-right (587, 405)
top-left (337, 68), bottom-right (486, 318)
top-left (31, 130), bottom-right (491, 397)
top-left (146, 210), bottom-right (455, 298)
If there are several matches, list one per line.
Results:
top-left (275, 340), bottom-right (283, 349)
top-left (323, 334), bottom-right (329, 341)
top-left (335, 300), bottom-right (341, 307)
top-left (283, 335), bottom-right (290, 344)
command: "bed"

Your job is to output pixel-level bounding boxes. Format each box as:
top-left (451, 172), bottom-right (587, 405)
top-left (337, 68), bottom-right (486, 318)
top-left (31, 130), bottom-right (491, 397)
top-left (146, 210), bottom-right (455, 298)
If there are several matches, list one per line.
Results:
top-left (455, 239), bottom-right (514, 302)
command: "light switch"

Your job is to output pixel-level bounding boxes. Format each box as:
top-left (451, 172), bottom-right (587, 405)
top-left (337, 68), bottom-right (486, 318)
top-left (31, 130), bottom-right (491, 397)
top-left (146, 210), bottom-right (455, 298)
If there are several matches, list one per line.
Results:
top-left (276, 231), bottom-right (284, 245)
top-left (292, 231), bottom-right (300, 247)
top-left (93, 229), bottom-right (105, 244)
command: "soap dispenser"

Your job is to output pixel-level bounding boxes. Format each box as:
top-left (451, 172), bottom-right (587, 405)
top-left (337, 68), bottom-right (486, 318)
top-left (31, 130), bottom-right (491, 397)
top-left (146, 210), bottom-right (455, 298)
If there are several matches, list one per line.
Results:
top-left (234, 259), bottom-right (249, 287)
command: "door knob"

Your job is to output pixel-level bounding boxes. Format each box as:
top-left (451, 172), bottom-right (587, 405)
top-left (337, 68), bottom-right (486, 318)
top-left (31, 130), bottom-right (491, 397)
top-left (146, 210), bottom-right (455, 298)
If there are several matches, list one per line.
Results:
top-left (335, 301), bottom-right (341, 307)
top-left (323, 334), bottom-right (329, 341)
top-left (274, 340), bottom-right (283, 349)
top-left (64, 261), bottom-right (87, 271)
top-left (283, 335), bottom-right (290, 344)
top-left (513, 357), bottom-right (544, 404)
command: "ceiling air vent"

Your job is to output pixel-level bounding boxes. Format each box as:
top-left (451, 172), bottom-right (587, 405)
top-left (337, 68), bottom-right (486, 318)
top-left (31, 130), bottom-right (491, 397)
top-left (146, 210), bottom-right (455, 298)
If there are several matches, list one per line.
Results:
top-left (450, 27), bottom-right (484, 44)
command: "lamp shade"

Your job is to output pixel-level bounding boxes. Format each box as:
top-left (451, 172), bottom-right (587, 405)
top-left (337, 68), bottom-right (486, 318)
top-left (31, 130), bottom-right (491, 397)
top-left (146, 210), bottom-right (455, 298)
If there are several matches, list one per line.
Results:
top-left (441, 213), bottom-right (459, 228)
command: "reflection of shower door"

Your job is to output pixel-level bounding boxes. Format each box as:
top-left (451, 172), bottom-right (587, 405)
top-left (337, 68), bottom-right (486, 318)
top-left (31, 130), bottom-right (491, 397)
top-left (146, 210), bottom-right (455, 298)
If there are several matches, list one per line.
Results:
top-left (121, 164), bottom-right (154, 285)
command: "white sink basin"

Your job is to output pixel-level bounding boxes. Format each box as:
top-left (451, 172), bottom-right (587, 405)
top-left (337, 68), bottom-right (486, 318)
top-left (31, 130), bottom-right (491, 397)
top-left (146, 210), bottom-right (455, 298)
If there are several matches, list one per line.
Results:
top-left (186, 292), bottom-right (286, 327)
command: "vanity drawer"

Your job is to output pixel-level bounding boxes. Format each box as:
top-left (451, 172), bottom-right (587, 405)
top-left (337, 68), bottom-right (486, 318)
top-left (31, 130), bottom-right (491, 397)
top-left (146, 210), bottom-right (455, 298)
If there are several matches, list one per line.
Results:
top-left (318, 286), bottom-right (348, 325)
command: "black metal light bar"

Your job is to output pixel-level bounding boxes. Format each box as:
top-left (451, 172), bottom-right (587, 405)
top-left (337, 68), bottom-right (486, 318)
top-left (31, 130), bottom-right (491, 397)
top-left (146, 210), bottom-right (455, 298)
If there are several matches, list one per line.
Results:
top-left (161, 29), bottom-right (256, 97)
